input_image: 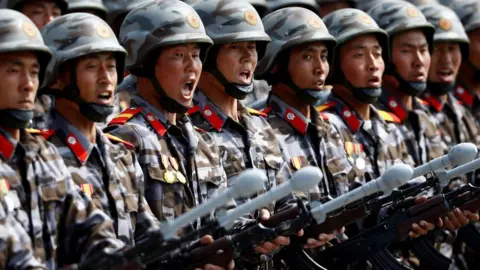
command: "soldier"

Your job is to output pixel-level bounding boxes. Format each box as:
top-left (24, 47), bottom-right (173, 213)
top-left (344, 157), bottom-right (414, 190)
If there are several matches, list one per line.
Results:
top-left (67, 0), bottom-right (108, 20)
top-left (0, 9), bottom-right (125, 269)
top-left (316, 0), bottom-right (354, 18)
top-left (103, 0), bottom-right (150, 37)
top-left (39, 13), bottom-right (159, 246)
top-left (7, 0), bottom-right (68, 29)
top-left (323, 8), bottom-right (437, 237)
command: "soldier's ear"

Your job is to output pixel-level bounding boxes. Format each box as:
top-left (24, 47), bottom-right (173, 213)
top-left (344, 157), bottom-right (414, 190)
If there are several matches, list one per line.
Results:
top-left (49, 71), bottom-right (70, 90)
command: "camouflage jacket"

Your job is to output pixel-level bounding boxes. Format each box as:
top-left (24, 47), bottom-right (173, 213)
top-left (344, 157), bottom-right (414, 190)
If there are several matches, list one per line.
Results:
top-left (30, 95), bottom-right (54, 130)
top-left (0, 162), bottom-right (45, 270)
top-left (0, 128), bottom-right (123, 269)
top-left (45, 111), bottom-right (159, 245)
top-left (453, 84), bottom-right (480, 127)
top-left (422, 92), bottom-right (480, 150)
top-left (264, 94), bottom-right (353, 198)
top-left (244, 79), bottom-right (271, 108)
top-left (377, 90), bottom-right (444, 166)
top-left (105, 95), bottom-right (225, 234)
top-left (321, 89), bottom-right (415, 185)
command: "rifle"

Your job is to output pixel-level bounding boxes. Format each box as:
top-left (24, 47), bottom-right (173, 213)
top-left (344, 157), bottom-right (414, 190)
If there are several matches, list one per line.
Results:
top-left (63, 169), bottom-right (268, 270)
top-left (166, 164), bottom-right (414, 269)
top-left (316, 157), bottom-right (480, 269)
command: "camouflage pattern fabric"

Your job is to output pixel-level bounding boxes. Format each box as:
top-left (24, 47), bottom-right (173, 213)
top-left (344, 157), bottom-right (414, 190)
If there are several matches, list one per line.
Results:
top-left (31, 95), bottom-right (54, 130)
top-left (105, 95), bottom-right (226, 235)
top-left (443, 0), bottom-right (480, 33)
top-left (265, 0), bottom-right (319, 16)
top-left (46, 111), bottom-right (159, 245)
top-left (103, 0), bottom-right (151, 26)
top-left (7, 0), bottom-right (68, 14)
top-left (244, 79), bottom-right (271, 107)
top-left (0, 161), bottom-right (45, 270)
top-left (67, 0), bottom-right (107, 19)
top-left (322, 89), bottom-right (415, 185)
top-left (265, 93), bottom-right (353, 197)
top-left (0, 128), bottom-right (123, 269)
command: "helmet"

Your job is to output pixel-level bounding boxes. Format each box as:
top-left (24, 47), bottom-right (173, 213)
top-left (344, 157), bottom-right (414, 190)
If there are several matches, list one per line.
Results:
top-left (247, 0), bottom-right (268, 17)
top-left (356, 0), bottom-right (396, 12)
top-left (265, 0), bottom-right (319, 16)
top-left (120, 0), bottom-right (213, 76)
top-left (119, 0), bottom-right (213, 114)
top-left (0, 9), bottom-right (52, 129)
top-left (8, 0), bottom-right (68, 14)
top-left (256, 7), bottom-right (337, 105)
top-left (103, 0), bottom-right (151, 27)
top-left (405, 0), bottom-right (439, 6)
top-left (42, 13), bottom-right (126, 122)
top-left (193, 0), bottom-right (270, 100)
top-left (324, 8), bottom-right (388, 103)
top-left (67, 0), bottom-right (107, 19)
top-left (420, 4), bottom-right (469, 59)
top-left (445, 0), bottom-right (480, 33)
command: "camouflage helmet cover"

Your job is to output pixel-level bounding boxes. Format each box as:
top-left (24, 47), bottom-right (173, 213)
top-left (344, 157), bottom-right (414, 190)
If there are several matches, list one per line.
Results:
top-left (323, 8), bottom-right (389, 63)
top-left (420, 4), bottom-right (469, 58)
top-left (368, 0), bottom-right (435, 51)
top-left (265, 0), bottom-right (319, 16)
top-left (41, 12), bottom-right (126, 87)
top-left (8, 0), bottom-right (68, 14)
top-left (119, 0), bottom-right (213, 76)
top-left (0, 9), bottom-right (52, 81)
top-left (68, 0), bottom-right (108, 18)
top-left (193, 0), bottom-right (270, 58)
top-left (356, 0), bottom-right (397, 12)
top-left (256, 7), bottom-right (337, 78)
top-left (103, 0), bottom-right (151, 26)
top-left (405, 0), bottom-right (439, 6)
top-left (446, 0), bottom-right (480, 33)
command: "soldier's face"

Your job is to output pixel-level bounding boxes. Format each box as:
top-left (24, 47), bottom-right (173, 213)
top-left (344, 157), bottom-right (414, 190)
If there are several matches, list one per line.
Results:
top-left (75, 52), bottom-right (118, 106)
top-left (21, 0), bottom-right (62, 29)
top-left (155, 43), bottom-right (201, 107)
top-left (288, 42), bottom-right (330, 90)
top-left (391, 30), bottom-right (430, 83)
top-left (216, 41), bottom-right (257, 85)
top-left (468, 28), bottom-right (480, 70)
top-left (428, 42), bottom-right (462, 84)
top-left (0, 52), bottom-right (39, 111)
top-left (339, 34), bottom-right (384, 88)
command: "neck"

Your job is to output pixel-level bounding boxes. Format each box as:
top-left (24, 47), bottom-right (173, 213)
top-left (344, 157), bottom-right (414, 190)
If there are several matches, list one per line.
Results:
top-left (1, 126), bottom-right (20, 141)
top-left (458, 63), bottom-right (480, 96)
top-left (383, 75), bottom-right (413, 110)
top-left (333, 84), bottom-right (370, 120)
top-left (137, 78), bottom-right (177, 125)
top-left (198, 72), bottom-right (238, 121)
top-left (55, 99), bottom-right (97, 143)
top-left (272, 83), bottom-right (310, 119)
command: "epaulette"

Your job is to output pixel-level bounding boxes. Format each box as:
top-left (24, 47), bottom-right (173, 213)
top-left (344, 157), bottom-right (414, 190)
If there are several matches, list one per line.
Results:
top-left (319, 112), bottom-right (329, 121)
top-left (377, 110), bottom-right (401, 123)
top-left (187, 105), bottom-right (200, 115)
top-left (416, 98), bottom-right (429, 106)
top-left (315, 101), bottom-right (336, 112)
top-left (26, 128), bottom-right (55, 140)
top-left (261, 107), bottom-right (272, 115)
top-left (108, 107), bottom-right (142, 126)
top-left (247, 107), bottom-right (267, 117)
top-left (104, 133), bottom-right (135, 150)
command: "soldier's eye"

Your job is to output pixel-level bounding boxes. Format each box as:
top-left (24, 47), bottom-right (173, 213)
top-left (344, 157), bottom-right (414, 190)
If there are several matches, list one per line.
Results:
top-left (303, 54), bottom-right (312, 60)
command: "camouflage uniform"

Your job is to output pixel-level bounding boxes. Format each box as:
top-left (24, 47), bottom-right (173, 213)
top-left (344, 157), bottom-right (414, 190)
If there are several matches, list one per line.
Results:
top-left (0, 162), bottom-right (45, 270)
top-left (323, 9), bottom-right (415, 184)
top-left (104, 1), bottom-right (223, 234)
top-left (0, 10), bottom-right (123, 269)
top-left (366, 1), bottom-right (443, 165)
top-left (255, 7), bottom-right (352, 197)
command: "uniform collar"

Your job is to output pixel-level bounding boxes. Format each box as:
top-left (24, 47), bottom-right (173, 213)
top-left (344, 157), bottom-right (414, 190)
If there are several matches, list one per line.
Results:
top-left (422, 92), bottom-right (446, 112)
top-left (49, 111), bottom-right (104, 165)
top-left (379, 91), bottom-right (408, 122)
top-left (454, 84), bottom-right (476, 108)
top-left (193, 91), bottom-right (232, 132)
top-left (130, 95), bottom-right (171, 137)
top-left (0, 128), bottom-right (19, 161)
top-left (268, 94), bottom-right (311, 135)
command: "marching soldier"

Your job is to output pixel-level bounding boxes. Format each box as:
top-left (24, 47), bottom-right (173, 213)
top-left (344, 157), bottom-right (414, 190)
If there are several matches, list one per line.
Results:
top-left (66, 0), bottom-right (108, 19)
top-left (0, 9), bottom-right (125, 269)
top-left (40, 13), bottom-right (159, 245)
top-left (323, 8), bottom-right (437, 237)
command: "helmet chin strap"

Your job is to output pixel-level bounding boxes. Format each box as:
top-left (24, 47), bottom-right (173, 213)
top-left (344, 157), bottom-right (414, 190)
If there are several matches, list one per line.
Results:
top-left (344, 78), bottom-right (382, 104)
top-left (283, 77), bottom-right (331, 106)
top-left (390, 67), bottom-right (427, 97)
top-left (149, 75), bottom-right (189, 114)
top-left (0, 109), bottom-right (34, 129)
top-left (209, 67), bottom-right (254, 100)
top-left (427, 81), bottom-right (455, 96)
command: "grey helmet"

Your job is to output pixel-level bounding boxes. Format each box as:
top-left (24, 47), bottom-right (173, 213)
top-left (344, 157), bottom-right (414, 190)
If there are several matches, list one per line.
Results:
top-left (256, 7), bottom-right (337, 105)
top-left (405, 0), bottom-right (439, 6)
top-left (265, 0), bottom-right (319, 16)
top-left (368, 0), bottom-right (435, 96)
top-left (247, 0), bottom-right (268, 17)
top-left (324, 8), bottom-right (388, 103)
top-left (8, 0), bottom-right (68, 14)
top-left (193, 0), bottom-right (270, 100)
top-left (103, 0), bottom-right (151, 36)
top-left (444, 0), bottom-right (480, 33)
top-left (420, 4), bottom-right (470, 96)
top-left (41, 12), bottom-right (126, 122)
top-left (120, 0), bottom-right (213, 114)
top-left (0, 9), bottom-right (52, 128)
top-left (67, 0), bottom-right (108, 19)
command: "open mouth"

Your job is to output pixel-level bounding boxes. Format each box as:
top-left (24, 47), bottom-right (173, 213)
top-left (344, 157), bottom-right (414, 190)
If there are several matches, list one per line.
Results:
top-left (181, 80), bottom-right (195, 98)
top-left (366, 76), bottom-right (381, 87)
top-left (239, 70), bottom-right (251, 81)
top-left (97, 91), bottom-right (113, 104)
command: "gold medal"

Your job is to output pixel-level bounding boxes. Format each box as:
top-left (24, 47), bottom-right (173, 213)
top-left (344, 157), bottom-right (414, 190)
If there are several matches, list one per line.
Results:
top-left (176, 172), bottom-right (186, 184)
top-left (164, 171), bottom-right (176, 184)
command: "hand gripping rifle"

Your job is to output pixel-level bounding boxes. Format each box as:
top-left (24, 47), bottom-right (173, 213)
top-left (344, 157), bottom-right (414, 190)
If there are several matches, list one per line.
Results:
top-left (64, 169), bottom-right (267, 270)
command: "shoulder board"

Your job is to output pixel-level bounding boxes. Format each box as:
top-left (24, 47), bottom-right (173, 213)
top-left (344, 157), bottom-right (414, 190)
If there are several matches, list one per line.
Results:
top-left (26, 128), bottom-right (55, 140)
top-left (247, 107), bottom-right (267, 117)
top-left (377, 110), bottom-right (401, 123)
top-left (316, 101), bottom-right (336, 112)
top-left (187, 105), bottom-right (200, 116)
top-left (104, 133), bottom-right (135, 150)
top-left (108, 107), bottom-right (143, 126)
top-left (319, 112), bottom-right (329, 121)
top-left (262, 107), bottom-right (272, 115)
top-left (193, 126), bottom-right (206, 133)
top-left (416, 98), bottom-right (429, 106)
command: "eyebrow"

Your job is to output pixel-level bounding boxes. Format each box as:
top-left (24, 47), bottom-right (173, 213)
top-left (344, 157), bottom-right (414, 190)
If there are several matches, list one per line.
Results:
top-left (304, 47), bottom-right (328, 53)
top-left (83, 54), bottom-right (116, 61)
top-left (399, 42), bottom-right (428, 48)
top-left (6, 59), bottom-right (39, 69)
